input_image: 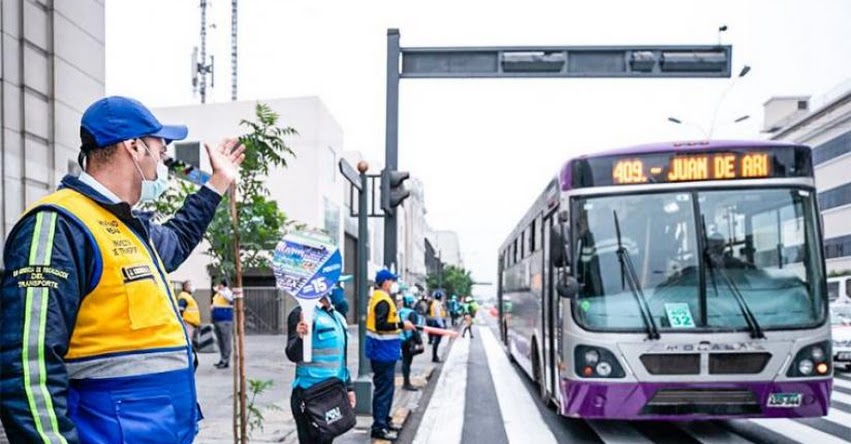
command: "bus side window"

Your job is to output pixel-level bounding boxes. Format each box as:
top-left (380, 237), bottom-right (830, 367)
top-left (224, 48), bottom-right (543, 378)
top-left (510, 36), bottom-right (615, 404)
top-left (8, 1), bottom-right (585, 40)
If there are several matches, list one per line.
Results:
top-left (846, 278), bottom-right (851, 297)
top-left (828, 282), bottom-right (840, 302)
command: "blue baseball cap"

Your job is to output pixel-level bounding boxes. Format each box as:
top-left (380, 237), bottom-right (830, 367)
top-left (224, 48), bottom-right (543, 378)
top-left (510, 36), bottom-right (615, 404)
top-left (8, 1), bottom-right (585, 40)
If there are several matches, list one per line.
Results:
top-left (80, 96), bottom-right (188, 149)
top-left (374, 269), bottom-right (398, 285)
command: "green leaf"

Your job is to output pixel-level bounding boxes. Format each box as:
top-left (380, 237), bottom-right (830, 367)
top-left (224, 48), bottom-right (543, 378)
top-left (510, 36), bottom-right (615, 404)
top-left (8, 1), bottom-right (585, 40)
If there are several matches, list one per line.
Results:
top-left (149, 102), bottom-right (299, 283)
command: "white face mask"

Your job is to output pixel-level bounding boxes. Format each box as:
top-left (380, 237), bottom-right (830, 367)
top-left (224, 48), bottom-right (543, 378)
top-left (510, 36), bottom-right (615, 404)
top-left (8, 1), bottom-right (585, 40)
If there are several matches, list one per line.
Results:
top-left (390, 283), bottom-right (400, 295)
top-left (131, 139), bottom-right (170, 203)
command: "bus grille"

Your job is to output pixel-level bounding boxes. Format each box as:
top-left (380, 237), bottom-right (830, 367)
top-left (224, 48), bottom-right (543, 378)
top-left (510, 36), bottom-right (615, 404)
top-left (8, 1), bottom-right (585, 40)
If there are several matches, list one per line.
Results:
top-left (641, 389), bottom-right (760, 416)
top-left (709, 353), bottom-right (771, 374)
top-left (640, 354), bottom-right (700, 375)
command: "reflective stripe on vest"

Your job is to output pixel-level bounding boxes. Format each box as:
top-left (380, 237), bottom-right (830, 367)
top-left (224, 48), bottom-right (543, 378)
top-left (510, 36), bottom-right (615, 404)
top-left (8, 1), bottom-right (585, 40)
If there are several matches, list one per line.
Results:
top-left (66, 348), bottom-right (189, 379)
top-left (25, 189), bottom-right (188, 368)
top-left (366, 290), bottom-right (400, 336)
top-left (294, 309), bottom-right (348, 388)
top-left (365, 290), bottom-right (401, 361)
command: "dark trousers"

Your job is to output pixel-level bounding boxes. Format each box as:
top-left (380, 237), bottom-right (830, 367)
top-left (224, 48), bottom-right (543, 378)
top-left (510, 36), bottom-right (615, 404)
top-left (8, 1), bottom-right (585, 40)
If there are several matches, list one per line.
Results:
top-left (290, 387), bottom-right (334, 444)
top-left (370, 360), bottom-right (397, 433)
top-left (401, 348), bottom-right (414, 385)
top-left (431, 334), bottom-right (442, 361)
top-left (462, 325), bottom-right (473, 338)
top-left (213, 320), bottom-right (233, 363)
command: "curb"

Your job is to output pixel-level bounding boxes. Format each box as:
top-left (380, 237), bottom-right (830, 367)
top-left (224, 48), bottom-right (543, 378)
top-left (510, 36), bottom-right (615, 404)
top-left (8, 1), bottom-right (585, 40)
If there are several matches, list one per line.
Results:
top-left (370, 364), bottom-right (437, 444)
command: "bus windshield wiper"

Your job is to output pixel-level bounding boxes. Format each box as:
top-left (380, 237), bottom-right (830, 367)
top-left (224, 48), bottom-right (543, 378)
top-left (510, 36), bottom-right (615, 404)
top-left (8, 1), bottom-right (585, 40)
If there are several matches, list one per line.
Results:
top-left (613, 210), bottom-right (660, 340)
top-left (701, 218), bottom-right (765, 339)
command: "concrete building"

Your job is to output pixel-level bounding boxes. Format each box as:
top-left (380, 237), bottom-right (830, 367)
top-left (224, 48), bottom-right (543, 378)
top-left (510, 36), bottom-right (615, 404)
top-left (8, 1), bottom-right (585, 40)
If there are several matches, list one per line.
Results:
top-left (0, 0), bottom-right (105, 263)
top-left (398, 177), bottom-right (427, 287)
top-left (765, 79), bottom-right (851, 273)
top-left (151, 97), bottom-right (347, 318)
top-left (427, 228), bottom-right (463, 268)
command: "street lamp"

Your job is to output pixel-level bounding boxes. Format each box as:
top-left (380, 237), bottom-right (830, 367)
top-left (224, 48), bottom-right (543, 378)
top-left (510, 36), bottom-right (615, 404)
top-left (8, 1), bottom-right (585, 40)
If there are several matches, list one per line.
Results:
top-left (667, 117), bottom-right (709, 139)
top-left (708, 65), bottom-right (751, 138)
top-left (668, 114), bottom-right (750, 139)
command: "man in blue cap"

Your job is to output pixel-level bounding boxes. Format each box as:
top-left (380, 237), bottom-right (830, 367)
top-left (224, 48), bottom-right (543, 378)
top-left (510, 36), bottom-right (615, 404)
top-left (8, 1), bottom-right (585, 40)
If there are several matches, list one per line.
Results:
top-left (365, 269), bottom-right (413, 441)
top-left (0, 96), bottom-right (245, 443)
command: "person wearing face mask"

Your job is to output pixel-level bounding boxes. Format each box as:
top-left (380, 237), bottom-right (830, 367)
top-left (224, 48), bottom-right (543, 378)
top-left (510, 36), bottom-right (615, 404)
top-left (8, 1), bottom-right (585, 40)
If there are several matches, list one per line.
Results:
top-left (0, 96), bottom-right (245, 444)
top-left (328, 274), bottom-right (352, 318)
top-left (365, 270), bottom-right (414, 441)
top-left (427, 290), bottom-right (448, 363)
top-left (286, 289), bottom-right (355, 443)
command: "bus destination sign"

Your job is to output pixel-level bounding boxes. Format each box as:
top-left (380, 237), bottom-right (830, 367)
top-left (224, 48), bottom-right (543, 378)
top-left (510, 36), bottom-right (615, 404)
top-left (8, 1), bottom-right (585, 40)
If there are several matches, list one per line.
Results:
top-left (612, 152), bottom-right (770, 185)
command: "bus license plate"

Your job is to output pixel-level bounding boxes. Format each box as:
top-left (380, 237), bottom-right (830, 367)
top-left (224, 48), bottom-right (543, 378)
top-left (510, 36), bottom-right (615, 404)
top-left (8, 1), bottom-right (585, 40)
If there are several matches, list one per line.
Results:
top-left (768, 393), bottom-right (801, 408)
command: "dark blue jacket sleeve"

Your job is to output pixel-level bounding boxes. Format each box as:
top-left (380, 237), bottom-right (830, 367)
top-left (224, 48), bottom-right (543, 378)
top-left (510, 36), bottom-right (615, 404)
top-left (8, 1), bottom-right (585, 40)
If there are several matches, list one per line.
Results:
top-left (1, 210), bottom-right (94, 444)
top-left (148, 186), bottom-right (222, 273)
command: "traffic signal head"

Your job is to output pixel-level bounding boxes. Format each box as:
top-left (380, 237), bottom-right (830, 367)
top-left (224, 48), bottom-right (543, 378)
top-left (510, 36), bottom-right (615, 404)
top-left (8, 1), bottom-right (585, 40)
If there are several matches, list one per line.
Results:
top-left (381, 169), bottom-right (411, 214)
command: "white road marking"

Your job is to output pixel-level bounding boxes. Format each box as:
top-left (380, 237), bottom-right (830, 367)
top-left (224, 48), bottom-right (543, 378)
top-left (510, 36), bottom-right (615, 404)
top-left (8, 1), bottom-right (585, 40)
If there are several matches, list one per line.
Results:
top-left (677, 421), bottom-right (756, 444)
top-left (480, 327), bottom-right (558, 444)
top-left (748, 418), bottom-right (848, 444)
top-left (412, 337), bottom-right (470, 444)
top-left (586, 421), bottom-right (654, 444)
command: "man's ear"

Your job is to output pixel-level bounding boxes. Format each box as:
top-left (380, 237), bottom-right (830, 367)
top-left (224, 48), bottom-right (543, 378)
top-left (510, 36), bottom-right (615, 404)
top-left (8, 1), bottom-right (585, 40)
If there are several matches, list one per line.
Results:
top-left (122, 139), bottom-right (140, 157)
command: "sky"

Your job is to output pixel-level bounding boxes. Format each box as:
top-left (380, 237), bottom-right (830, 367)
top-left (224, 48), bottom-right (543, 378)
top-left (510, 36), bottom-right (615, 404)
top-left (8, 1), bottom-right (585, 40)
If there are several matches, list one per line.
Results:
top-left (106, 0), bottom-right (851, 296)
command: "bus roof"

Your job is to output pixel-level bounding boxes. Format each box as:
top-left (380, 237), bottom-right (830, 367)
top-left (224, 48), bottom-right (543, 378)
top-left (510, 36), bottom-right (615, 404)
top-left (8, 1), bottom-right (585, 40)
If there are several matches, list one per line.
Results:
top-left (559, 139), bottom-right (807, 191)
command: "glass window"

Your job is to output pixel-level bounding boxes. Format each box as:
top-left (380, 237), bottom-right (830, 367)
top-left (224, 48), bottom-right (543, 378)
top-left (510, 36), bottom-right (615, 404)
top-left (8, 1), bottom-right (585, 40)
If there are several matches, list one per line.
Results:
top-left (573, 192), bottom-right (700, 330)
top-left (572, 187), bottom-right (825, 332)
top-left (701, 189), bottom-right (824, 329)
top-left (529, 219), bottom-right (537, 253)
top-left (828, 281), bottom-right (840, 302)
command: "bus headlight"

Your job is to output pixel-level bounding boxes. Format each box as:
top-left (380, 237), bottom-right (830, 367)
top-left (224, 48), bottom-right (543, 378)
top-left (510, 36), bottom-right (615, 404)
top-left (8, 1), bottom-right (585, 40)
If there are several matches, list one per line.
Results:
top-left (584, 350), bottom-right (600, 365)
top-left (797, 359), bottom-right (814, 375)
top-left (574, 345), bottom-right (625, 379)
top-left (787, 341), bottom-right (831, 378)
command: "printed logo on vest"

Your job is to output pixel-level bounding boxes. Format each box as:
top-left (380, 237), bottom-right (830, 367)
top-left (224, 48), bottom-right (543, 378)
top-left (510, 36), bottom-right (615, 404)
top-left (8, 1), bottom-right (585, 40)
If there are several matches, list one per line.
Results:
top-left (121, 265), bottom-right (154, 284)
top-left (325, 406), bottom-right (342, 425)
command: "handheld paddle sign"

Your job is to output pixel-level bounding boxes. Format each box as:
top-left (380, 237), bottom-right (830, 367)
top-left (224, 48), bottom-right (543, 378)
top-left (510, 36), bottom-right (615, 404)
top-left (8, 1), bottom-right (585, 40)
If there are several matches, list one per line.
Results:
top-left (272, 230), bottom-right (342, 362)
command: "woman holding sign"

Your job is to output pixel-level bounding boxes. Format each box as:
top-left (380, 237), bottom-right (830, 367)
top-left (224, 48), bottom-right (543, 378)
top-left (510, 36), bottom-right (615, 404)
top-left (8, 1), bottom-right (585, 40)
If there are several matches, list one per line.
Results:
top-left (286, 293), bottom-right (356, 443)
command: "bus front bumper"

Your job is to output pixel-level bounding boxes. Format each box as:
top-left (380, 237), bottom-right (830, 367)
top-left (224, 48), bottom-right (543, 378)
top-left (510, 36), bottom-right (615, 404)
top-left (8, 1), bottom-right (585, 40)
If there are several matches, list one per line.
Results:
top-left (559, 378), bottom-right (832, 420)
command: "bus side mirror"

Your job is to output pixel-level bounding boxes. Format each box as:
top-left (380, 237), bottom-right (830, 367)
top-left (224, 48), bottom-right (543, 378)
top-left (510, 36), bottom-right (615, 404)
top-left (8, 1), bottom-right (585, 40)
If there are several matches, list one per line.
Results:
top-left (557, 275), bottom-right (579, 299)
top-left (550, 225), bottom-right (570, 268)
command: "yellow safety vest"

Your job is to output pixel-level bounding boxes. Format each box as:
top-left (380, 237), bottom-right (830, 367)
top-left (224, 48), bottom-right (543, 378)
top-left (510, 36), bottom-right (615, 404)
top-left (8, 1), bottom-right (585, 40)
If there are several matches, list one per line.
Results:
top-left (178, 291), bottom-right (201, 327)
top-left (365, 289), bottom-right (401, 361)
top-left (366, 290), bottom-right (400, 334)
top-left (429, 300), bottom-right (446, 319)
top-left (27, 189), bottom-right (188, 377)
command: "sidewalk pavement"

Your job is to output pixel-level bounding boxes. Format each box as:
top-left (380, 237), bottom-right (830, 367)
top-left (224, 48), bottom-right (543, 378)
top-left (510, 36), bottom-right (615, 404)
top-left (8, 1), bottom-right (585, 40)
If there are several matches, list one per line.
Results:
top-left (196, 326), bottom-right (451, 443)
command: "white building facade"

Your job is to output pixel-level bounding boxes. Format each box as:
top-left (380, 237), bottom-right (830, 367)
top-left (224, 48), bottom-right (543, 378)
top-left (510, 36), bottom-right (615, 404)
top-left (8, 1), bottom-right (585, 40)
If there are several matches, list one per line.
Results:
top-left (427, 229), bottom-right (463, 268)
top-left (765, 80), bottom-right (851, 273)
top-left (152, 97), bottom-right (347, 285)
top-left (1, 0), bottom-right (105, 262)
top-left (397, 177), bottom-right (427, 287)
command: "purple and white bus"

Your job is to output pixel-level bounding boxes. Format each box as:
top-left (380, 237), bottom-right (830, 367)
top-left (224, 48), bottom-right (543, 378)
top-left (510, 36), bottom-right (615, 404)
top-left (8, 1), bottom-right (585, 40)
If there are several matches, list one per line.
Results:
top-left (497, 140), bottom-right (832, 420)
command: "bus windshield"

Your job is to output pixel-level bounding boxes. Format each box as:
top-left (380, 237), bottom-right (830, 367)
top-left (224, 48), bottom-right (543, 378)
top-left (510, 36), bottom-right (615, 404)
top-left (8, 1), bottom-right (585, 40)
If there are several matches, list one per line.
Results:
top-left (572, 187), bottom-right (826, 332)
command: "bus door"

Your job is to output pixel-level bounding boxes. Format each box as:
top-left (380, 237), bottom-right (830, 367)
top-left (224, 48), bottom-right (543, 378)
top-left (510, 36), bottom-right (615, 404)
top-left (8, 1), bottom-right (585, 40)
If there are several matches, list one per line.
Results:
top-left (542, 211), bottom-right (558, 399)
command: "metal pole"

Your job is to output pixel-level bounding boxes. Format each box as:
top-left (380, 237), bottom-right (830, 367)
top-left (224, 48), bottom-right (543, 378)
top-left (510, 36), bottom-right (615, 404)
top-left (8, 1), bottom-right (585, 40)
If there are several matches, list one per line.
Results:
top-left (199, 0), bottom-right (208, 104)
top-left (230, 0), bottom-right (238, 101)
top-left (353, 162), bottom-right (373, 414)
top-left (383, 29), bottom-right (401, 269)
top-left (229, 186), bottom-right (247, 443)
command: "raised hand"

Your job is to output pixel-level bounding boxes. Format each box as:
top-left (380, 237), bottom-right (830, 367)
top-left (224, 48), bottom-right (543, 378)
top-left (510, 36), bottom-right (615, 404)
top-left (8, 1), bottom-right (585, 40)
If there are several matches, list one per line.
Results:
top-left (206, 138), bottom-right (246, 194)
